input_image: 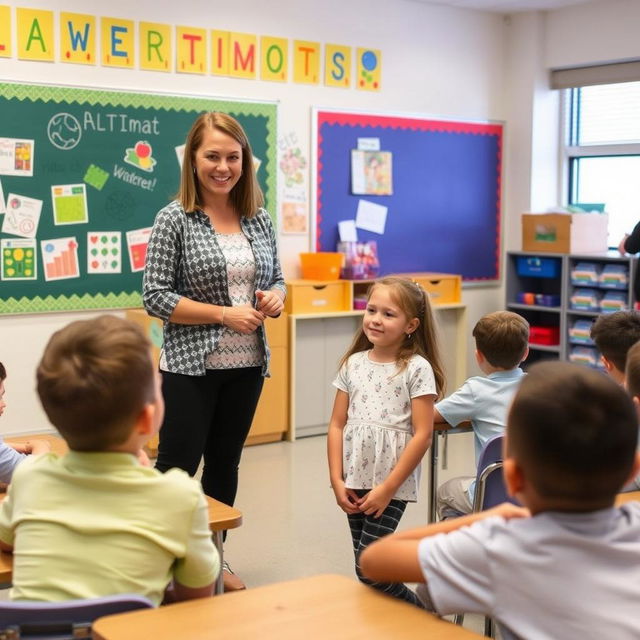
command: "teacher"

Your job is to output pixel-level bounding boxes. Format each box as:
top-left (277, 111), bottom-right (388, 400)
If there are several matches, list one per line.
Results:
top-left (143, 112), bottom-right (285, 589)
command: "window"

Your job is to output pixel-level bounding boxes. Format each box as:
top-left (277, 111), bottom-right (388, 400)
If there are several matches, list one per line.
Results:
top-left (565, 81), bottom-right (640, 248)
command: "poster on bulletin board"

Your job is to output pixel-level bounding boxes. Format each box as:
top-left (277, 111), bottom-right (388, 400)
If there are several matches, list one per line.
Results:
top-left (0, 82), bottom-right (277, 314)
top-left (313, 109), bottom-right (503, 282)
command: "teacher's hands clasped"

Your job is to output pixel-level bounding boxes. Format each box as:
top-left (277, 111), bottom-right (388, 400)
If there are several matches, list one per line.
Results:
top-left (256, 289), bottom-right (285, 317)
top-left (223, 305), bottom-right (266, 334)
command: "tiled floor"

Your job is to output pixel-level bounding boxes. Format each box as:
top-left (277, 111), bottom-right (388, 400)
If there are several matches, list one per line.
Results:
top-left (223, 431), bottom-right (485, 634)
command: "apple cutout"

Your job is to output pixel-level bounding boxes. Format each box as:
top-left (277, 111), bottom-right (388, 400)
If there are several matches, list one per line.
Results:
top-left (135, 141), bottom-right (152, 159)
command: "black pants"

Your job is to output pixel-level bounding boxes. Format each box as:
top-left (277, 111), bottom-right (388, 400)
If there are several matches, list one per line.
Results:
top-left (156, 367), bottom-right (264, 509)
top-left (348, 490), bottom-right (421, 607)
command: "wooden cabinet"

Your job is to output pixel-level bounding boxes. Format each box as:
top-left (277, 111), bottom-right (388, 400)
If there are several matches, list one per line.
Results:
top-left (245, 313), bottom-right (289, 445)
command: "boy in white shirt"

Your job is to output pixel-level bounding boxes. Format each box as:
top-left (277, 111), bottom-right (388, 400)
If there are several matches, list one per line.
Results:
top-left (434, 310), bottom-right (528, 519)
top-left (361, 361), bottom-right (640, 640)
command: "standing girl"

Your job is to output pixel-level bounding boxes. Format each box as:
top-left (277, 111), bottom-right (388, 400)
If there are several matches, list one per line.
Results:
top-left (327, 277), bottom-right (444, 606)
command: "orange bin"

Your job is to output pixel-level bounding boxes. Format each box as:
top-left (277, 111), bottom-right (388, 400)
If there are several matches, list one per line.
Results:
top-left (299, 252), bottom-right (343, 280)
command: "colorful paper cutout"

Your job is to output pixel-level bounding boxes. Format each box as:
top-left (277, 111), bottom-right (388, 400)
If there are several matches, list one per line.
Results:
top-left (51, 184), bottom-right (89, 225)
top-left (41, 236), bottom-right (79, 281)
top-left (60, 12), bottom-right (95, 65)
top-left (17, 8), bottom-right (54, 61)
top-left (87, 231), bottom-right (121, 274)
top-left (84, 164), bottom-right (109, 190)
top-left (140, 22), bottom-right (171, 72)
top-left (1, 238), bottom-right (37, 280)
top-left (124, 140), bottom-right (157, 172)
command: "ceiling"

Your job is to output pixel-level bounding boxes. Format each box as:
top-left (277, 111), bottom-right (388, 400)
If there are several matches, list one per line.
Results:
top-left (411, 0), bottom-right (595, 12)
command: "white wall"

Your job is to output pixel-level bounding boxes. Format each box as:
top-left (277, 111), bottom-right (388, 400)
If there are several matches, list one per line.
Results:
top-left (0, 0), bottom-right (507, 435)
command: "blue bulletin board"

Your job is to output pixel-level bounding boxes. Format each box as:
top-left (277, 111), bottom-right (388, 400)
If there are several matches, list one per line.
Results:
top-left (313, 109), bottom-right (503, 282)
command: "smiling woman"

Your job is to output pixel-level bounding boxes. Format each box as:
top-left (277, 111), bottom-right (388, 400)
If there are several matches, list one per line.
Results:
top-left (142, 112), bottom-right (285, 592)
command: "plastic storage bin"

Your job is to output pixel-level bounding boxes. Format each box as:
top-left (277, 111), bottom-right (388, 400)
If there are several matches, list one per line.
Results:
top-left (569, 345), bottom-right (599, 367)
top-left (568, 319), bottom-right (595, 345)
top-left (299, 252), bottom-right (343, 280)
top-left (529, 325), bottom-right (560, 346)
top-left (570, 288), bottom-right (600, 311)
top-left (571, 262), bottom-right (599, 286)
top-left (516, 256), bottom-right (561, 278)
top-left (600, 291), bottom-right (627, 313)
top-left (599, 264), bottom-right (628, 289)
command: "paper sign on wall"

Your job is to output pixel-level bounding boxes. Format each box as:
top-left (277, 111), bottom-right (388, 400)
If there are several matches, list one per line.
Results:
top-left (355, 199), bottom-right (387, 235)
top-left (1, 238), bottom-right (37, 280)
top-left (2, 193), bottom-right (42, 238)
top-left (41, 237), bottom-right (79, 281)
top-left (87, 231), bottom-right (121, 274)
top-left (0, 137), bottom-right (34, 177)
top-left (126, 227), bottom-right (152, 272)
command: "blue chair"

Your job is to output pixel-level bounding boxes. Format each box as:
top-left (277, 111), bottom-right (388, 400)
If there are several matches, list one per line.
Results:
top-left (455, 434), bottom-right (516, 637)
top-left (471, 434), bottom-right (517, 512)
top-left (0, 593), bottom-right (154, 639)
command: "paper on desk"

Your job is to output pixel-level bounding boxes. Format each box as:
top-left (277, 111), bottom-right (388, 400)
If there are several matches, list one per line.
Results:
top-left (338, 220), bottom-right (358, 242)
top-left (355, 199), bottom-right (387, 235)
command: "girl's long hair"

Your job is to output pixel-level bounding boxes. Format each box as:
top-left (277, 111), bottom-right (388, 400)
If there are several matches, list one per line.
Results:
top-left (339, 277), bottom-right (445, 399)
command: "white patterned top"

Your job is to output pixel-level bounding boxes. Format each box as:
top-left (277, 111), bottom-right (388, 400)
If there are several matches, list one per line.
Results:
top-left (332, 351), bottom-right (437, 501)
top-left (206, 231), bottom-right (264, 369)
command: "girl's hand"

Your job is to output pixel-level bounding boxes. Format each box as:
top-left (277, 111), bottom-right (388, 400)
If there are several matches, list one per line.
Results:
top-left (255, 289), bottom-right (284, 317)
top-left (358, 484), bottom-right (395, 518)
top-left (332, 480), bottom-right (361, 514)
top-left (223, 305), bottom-right (265, 334)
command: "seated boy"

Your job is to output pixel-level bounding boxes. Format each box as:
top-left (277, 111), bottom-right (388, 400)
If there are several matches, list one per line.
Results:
top-left (0, 361), bottom-right (50, 483)
top-left (0, 315), bottom-right (219, 604)
top-left (434, 310), bottom-right (528, 519)
top-left (623, 340), bottom-right (640, 491)
top-left (361, 361), bottom-right (640, 639)
top-left (590, 309), bottom-right (640, 384)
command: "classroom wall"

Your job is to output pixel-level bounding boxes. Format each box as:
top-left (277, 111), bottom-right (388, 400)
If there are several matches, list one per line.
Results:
top-left (0, 0), bottom-right (507, 435)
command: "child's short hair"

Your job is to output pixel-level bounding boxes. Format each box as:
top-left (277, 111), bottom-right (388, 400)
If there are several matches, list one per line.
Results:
top-left (590, 310), bottom-right (640, 372)
top-left (37, 315), bottom-right (156, 451)
top-left (472, 311), bottom-right (529, 369)
top-left (0, 362), bottom-right (5, 381)
top-left (625, 340), bottom-right (640, 398)
top-left (508, 361), bottom-right (637, 505)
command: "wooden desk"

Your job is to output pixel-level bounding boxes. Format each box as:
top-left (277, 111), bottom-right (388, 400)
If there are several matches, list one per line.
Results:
top-left (0, 435), bottom-right (242, 594)
top-left (93, 574), bottom-right (484, 640)
top-left (429, 422), bottom-right (473, 522)
top-left (616, 490), bottom-right (640, 506)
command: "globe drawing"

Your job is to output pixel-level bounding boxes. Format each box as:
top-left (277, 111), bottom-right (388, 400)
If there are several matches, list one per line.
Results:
top-left (47, 113), bottom-right (82, 150)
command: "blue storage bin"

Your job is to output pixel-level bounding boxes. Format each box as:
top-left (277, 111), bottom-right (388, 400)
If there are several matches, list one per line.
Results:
top-left (516, 256), bottom-right (560, 278)
top-left (571, 262), bottom-right (599, 286)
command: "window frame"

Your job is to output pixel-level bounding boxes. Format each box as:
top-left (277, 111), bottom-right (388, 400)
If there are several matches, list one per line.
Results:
top-left (562, 86), bottom-right (640, 247)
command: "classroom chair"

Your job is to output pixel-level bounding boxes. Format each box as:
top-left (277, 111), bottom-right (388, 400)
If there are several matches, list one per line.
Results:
top-left (455, 434), bottom-right (513, 637)
top-left (0, 593), bottom-right (153, 640)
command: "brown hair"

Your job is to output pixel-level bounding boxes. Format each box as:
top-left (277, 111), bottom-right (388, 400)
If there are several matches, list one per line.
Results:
top-left (590, 310), bottom-right (640, 373)
top-left (36, 315), bottom-right (156, 451)
top-left (472, 311), bottom-right (529, 369)
top-left (0, 362), bottom-right (5, 381)
top-left (508, 361), bottom-right (637, 507)
top-left (625, 340), bottom-right (640, 398)
top-left (176, 112), bottom-right (263, 217)
top-left (340, 277), bottom-right (445, 399)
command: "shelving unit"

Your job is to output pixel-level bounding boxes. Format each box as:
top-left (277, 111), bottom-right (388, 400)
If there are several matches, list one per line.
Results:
top-left (506, 251), bottom-right (636, 369)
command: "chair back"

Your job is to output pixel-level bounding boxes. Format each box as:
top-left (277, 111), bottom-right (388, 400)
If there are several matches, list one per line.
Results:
top-left (472, 434), bottom-right (517, 512)
top-left (0, 593), bottom-right (154, 639)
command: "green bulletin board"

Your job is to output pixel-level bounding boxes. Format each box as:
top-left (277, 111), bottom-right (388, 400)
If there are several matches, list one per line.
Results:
top-left (0, 82), bottom-right (277, 314)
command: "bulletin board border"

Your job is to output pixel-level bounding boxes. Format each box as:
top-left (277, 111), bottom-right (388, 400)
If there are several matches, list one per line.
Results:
top-left (311, 107), bottom-right (504, 285)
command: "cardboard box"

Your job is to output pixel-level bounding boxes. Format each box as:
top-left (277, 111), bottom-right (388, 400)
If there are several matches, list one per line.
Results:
top-left (522, 213), bottom-right (609, 254)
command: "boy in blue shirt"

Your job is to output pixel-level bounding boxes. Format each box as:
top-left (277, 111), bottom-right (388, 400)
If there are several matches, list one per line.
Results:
top-left (361, 362), bottom-right (640, 640)
top-left (0, 361), bottom-right (50, 483)
top-left (434, 311), bottom-right (528, 519)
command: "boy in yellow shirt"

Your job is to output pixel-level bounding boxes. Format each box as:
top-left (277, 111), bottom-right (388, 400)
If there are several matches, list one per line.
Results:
top-left (0, 315), bottom-right (219, 604)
